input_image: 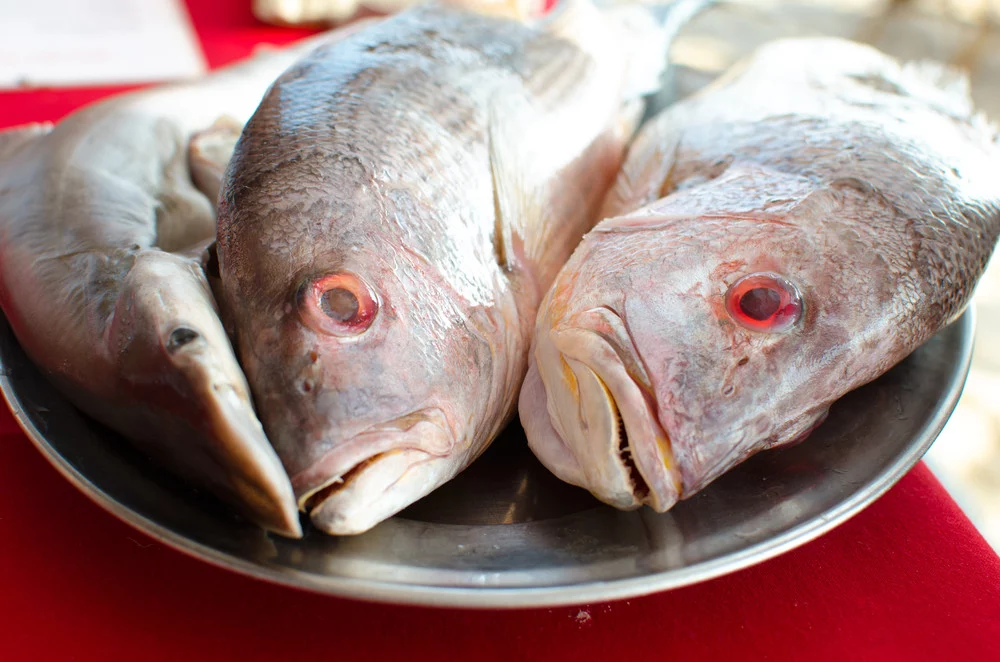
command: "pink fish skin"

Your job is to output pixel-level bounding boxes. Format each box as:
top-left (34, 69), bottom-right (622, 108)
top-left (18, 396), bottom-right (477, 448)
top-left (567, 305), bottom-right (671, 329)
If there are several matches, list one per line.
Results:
top-left (215, 0), bottom-right (708, 534)
top-left (519, 38), bottom-right (1000, 512)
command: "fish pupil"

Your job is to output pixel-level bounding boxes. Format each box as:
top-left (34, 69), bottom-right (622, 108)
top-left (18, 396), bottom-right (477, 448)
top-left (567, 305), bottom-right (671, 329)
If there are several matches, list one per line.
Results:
top-left (167, 327), bottom-right (199, 352)
top-left (739, 287), bottom-right (781, 321)
top-left (321, 287), bottom-right (359, 323)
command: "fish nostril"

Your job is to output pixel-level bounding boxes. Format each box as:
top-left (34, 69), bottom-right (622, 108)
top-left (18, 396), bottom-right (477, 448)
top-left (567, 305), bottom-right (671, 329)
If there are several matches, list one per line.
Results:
top-left (167, 327), bottom-right (199, 353)
top-left (737, 357), bottom-right (749, 367)
top-left (301, 379), bottom-right (314, 393)
top-left (722, 384), bottom-right (735, 396)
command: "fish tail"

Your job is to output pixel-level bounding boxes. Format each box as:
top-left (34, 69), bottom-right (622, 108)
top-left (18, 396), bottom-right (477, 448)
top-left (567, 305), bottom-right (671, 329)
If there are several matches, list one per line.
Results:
top-left (435, 0), bottom-right (550, 21)
top-left (539, 0), bottom-right (711, 99)
top-left (598, 0), bottom-right (715, 100)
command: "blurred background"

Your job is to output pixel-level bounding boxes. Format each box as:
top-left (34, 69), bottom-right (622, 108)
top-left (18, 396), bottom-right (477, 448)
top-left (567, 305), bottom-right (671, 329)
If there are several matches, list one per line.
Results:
top-left (1, 0), bottom-right (998, 548)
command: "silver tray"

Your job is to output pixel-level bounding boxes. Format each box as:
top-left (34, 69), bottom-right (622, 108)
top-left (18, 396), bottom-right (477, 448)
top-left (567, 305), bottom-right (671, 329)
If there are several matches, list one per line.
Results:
top-left (0, 311), bottom-right (974, 608)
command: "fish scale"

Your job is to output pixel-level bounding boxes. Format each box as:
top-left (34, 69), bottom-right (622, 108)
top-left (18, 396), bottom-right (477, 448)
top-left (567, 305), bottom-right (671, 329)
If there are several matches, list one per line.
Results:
top-left (216, 0), bottom-right (707, 535)
top-left (521, 37), bottom-right (1000, 513)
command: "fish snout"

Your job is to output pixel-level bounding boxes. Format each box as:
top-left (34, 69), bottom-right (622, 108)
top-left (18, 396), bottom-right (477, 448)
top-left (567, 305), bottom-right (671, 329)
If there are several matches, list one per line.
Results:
top-left (525, 307), bottom-right (681, 512)
top-left (162, 333), bottom-right (303, 538)
top-left (190, 376), bottom-right (303, 537)
top-left (291, 407), bottom-right (459, 535)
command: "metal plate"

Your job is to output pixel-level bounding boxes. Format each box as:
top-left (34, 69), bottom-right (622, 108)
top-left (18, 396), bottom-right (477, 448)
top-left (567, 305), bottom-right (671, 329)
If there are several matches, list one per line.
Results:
top-left (0, 311), bottom-right (974, 608)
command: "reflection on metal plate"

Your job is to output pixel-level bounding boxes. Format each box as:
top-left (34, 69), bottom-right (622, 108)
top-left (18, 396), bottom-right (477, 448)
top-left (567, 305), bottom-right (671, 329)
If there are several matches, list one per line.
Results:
top-left (0, 312), bottom-right (973, 607)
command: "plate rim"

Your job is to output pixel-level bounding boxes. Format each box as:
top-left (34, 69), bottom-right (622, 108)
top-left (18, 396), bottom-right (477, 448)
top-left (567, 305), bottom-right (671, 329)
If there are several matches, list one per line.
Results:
top-left (0, 309), bottom-right (976, 609)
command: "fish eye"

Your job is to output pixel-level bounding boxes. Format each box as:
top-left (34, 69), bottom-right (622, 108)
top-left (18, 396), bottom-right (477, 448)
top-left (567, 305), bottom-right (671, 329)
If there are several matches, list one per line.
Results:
top-left (167, 327), bottom-right (200, 353)
top-left (725, 272), bottom-right (802, 333)
top-left (298, 272), bottom-right (379, 337)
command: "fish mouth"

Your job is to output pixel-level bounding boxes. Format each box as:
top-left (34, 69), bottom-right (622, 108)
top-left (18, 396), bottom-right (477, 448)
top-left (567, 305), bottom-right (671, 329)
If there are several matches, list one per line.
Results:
top-left (291, 407), bottom-right (456, 534)
top-left (529, 306), bottom-right (681, 511)
top-left (305, 448), bottom-right (455, 535)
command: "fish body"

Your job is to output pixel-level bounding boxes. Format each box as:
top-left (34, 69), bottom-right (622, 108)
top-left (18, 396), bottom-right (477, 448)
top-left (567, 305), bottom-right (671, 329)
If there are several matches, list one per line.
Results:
top-left (216, 0), bottom-right (705, 534)
top-left (520, 38), bottom-right (1000, 511)
top-left (0, 37), bottom-right (348, 537)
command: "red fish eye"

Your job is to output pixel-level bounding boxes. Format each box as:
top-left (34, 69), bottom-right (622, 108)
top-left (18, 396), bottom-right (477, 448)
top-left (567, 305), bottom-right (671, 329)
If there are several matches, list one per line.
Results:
top-left (725, 272), bottom-right (802, 333)
top-left (298, 272), bottom-right (378, 337)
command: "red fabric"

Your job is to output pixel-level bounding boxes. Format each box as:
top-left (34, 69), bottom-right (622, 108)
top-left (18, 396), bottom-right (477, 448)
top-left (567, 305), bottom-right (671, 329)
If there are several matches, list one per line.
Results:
top-left (1, 2), bottom-right (999, 660)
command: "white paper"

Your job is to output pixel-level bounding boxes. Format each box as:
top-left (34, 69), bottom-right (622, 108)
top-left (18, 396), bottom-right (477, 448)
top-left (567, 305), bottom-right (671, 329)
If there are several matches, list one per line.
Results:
top-left (0, 0), bottom-right (206, 89)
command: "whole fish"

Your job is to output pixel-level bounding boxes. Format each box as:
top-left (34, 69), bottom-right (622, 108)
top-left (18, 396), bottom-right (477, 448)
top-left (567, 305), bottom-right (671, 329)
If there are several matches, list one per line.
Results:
top-left (519, 38), bottom-right (1000, 511)
top-left (0, 34), bottom-right (361, 537)
top-left (215, 0), bottom-right (709, 534)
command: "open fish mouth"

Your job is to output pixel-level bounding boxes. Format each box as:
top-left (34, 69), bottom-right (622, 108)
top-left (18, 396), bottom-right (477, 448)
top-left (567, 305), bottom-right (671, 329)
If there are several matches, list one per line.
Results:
top-left (529, 306), bottom-right (681, 511)
top-left (301, 450), bottom-right (398, 511)
top-left (610, 393), bottom-right (651, 504)
top-left (291, 407), bottom-right (456, 535)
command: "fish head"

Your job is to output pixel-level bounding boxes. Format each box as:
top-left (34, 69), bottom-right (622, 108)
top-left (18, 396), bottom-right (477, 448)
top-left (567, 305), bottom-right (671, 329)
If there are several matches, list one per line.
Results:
top-left (522, 167), bottom-right (906, 511)
top-left (214, 195), bottom-right (507, 535)
top-left (107, 249), bottom-right (301, 537)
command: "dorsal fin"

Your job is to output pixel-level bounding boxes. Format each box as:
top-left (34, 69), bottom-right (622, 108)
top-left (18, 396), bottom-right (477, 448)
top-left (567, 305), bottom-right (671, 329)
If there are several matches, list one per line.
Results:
top-left (898, 59), bottom-right (975, 119)
top-left (896, 59), bottom-right (999, 143)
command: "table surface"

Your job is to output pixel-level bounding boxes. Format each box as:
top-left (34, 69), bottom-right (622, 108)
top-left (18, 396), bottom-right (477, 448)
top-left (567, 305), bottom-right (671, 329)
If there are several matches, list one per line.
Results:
top-left (1, 2), bottom-right (999, 660)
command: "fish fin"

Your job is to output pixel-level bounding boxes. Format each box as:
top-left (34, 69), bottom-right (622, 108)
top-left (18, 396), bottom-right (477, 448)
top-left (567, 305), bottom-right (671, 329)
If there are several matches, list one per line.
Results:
top-left (486, 104), bottom-right (548, 274)
top-left (600, 121), bottom-right (681, 218)
top-left (900, 59), bottom-right (972, 107)
top-left (607, 0), bottom-right (714, 100)
top-left (896, 59), bottom-right (1000, 141)
top-left (0, 122), bottom-right (52, 161)
top-left (188, 115), bottom-right (244, 204)
top-left (549, 0), bottom-right (711, 101)
top-left (528, 0), bottom-right (710, 109)
top-left (510, 1), bottom-right (600, 109)
top-left (617, 97), bottom-right (646, 140)
top-left (489, 150), bottom-right (516, 273)
top-left (439, 0), bottom-right (547, 21)
top-left (540, 0), bottom-right (603, 44)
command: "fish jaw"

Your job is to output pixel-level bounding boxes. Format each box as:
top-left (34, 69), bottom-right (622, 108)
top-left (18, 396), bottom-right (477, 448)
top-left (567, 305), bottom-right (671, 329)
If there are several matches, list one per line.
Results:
top-left (291, 410), bottom-right (458, 535)
top-left (524, 301), bottom-right (680, 511)
top-left (308, 451), bottom-right (458, 535)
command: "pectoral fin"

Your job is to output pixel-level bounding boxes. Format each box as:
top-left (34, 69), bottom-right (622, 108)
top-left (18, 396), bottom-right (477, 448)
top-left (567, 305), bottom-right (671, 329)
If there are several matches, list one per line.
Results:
top-left (188, 115), bottom-right (244, 203)
top-left (486, 105), bottom-right (549, 274)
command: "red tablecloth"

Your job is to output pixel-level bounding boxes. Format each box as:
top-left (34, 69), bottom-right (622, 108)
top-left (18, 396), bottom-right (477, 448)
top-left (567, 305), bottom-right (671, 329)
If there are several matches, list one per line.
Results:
top-left (1, 2), bottom-right (999, 660)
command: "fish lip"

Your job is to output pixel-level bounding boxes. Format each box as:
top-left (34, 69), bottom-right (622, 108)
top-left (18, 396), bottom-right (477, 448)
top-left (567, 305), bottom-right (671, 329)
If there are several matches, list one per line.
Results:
top-left (291, 406), bottom-right (454, 509)
top-left (307, 449), bottom-right (448, 535)
top-left (301, 448), bottom-right (431, 513)
top-left (551, 308), bottom-right (681, 511)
